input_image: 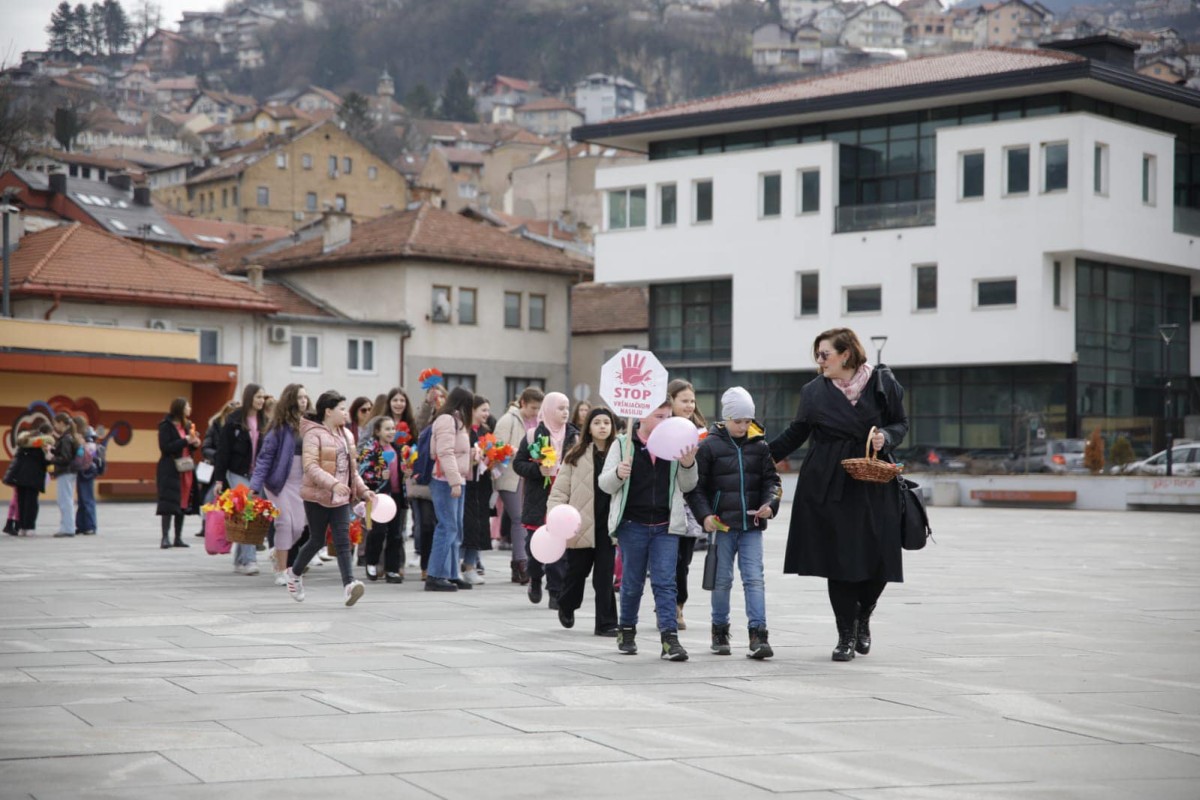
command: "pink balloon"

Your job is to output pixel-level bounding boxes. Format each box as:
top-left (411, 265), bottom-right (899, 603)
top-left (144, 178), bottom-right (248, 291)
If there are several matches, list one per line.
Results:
top-left (646, 416), bottom-right (700, 461)
top-left (546, 504), bottom-right (582, 541)
top-left (370, 494), bottom-right (397, 523)
top-left (529, 525), bottom-right (566, 563)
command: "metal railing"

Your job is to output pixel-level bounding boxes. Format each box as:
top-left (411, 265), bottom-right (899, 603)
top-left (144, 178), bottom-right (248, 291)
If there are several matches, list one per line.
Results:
top-left (1174, 206), bottom-right (1200, 237)
top-left (835, 199), bottom-right (936, 233)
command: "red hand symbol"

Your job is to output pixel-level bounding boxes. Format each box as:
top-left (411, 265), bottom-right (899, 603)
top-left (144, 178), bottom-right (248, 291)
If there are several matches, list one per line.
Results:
top-left (619, 353), bottom-right (653, 385)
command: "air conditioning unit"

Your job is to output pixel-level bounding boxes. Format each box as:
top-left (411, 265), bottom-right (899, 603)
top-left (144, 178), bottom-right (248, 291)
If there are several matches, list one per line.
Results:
top-left (268, 324), bottom-right (291, 344)
top-left (147, 318), bottom-right (170, 330)
top-left (293, 211), bottom-right (304, 221)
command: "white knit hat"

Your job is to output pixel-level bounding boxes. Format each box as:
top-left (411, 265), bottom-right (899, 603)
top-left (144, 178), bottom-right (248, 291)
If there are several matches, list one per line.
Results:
top-left (721, 387), bottom-right (755, 420)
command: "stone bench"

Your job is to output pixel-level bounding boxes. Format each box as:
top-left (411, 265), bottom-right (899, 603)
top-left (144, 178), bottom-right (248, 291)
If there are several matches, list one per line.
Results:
top-left (969, 489), bottom-right (1077, 507)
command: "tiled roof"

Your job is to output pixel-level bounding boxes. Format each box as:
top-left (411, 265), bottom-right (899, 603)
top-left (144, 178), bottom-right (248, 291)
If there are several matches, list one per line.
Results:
top-left (254, 203), bottom-right (591, 277)
top-left (491, 75), bottom-right (535, 92)
top-left (259, 280), bottom-right (334, 317)
top-left (517, 97), bottom-right (582, 113)
top-left (436, 147), bottom-right (486, 166)
top-left (8, 223), bottom-right (279, 312)
top-left (571, 283), bottom-right (648, 334)
top-left (163, 214), bottom-right (292, 250)
top-left (606, 48), bottom-right (1085, 124)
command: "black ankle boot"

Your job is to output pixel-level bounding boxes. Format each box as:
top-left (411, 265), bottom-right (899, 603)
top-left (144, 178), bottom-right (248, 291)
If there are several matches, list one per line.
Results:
top-left (748, 627), bottom-right (773, 660)
top-left (832, 620), bottom-right (857, 662)
top-left (855, 603), bottom-right (875, 655)
top-left (711, 623), bottom-right (731, 655)
top-left (617, 625), bottom-right (637, 655)
top-left (160, 535), bottom-right (171, 549)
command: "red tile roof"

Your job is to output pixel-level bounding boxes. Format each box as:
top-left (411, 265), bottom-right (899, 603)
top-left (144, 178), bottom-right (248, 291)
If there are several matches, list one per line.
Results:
top-left (611, 48), bottom-right (1085, 124)
top-left (259, 281), bottom-right (334, 317)
top-left (8, 223), bottom-right (279, 312)
top-left (517, 97), bottom-right (582, 113)
top-left (163, 214), bottom-right (292, 251)
top-left (571, 283), bottom-right (648, 334)
top-left (253, 203), bottom-right (591, 277)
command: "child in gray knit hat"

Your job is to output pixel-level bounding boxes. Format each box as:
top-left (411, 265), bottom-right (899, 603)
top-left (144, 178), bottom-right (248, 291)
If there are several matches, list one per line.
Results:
top-left (685, 387), bottom-right (782, 659)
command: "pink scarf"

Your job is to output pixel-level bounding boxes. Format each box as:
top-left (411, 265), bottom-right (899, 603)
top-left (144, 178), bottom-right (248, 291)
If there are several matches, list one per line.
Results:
top-left (831, 363), bottom-right (874, 406)
top-left (530, 391), bottom-right (570, 455)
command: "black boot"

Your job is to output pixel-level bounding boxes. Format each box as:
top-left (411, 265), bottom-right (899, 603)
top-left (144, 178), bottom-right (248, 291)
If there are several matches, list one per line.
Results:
top-left (548, 592), bottom-right (559, 610)
top-left (172, 536), bottom-right (189, 548)
top-left (660, 630), bottom-right (688, 662)
top-left (832, 619), bottom-right (857, 662)
top-left (510, 561), bottom-right (521, 584)
top-left (748, 627), bottom-right (774, 660)
top-left (527, 579), bottom-right (542, 604)
top-left (855, 603), bottom-right (875, 655)
top-left (711, 623), bottom-right (731, 656)
top-left (160, 535), bottom-right (171, 549)
top-left (616, 625), bottom-right (637, 655)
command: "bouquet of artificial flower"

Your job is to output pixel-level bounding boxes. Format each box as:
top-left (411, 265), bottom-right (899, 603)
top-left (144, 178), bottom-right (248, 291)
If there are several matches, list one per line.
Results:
top-left (528, 434), bottom-right (558, 488)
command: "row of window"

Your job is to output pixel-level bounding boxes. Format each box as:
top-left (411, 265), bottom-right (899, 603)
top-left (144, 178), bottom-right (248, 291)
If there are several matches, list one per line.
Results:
top-left (793, 268), bottom-right (1057, 316)
top-left (608, 169), bottom-right (821, 231)
top-left (277, 153), bottom-right (378, 181)
top-left (958, 141), bottom-right (1158, 203)
top-left (290, 334), bottom-right (376, 374)
top-left (430, 287), bottom-right (548, 330)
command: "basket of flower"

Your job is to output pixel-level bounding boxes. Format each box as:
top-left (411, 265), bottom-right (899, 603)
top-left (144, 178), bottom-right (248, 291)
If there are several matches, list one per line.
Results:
top-left (202, 484), bottom-right (279, 545)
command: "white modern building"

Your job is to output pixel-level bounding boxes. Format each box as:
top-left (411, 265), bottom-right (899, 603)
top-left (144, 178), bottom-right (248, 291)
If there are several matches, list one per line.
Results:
top-left (574, 74), bottom-right (648, 126)
top-left (575, 39), bottom-right (1200, 452)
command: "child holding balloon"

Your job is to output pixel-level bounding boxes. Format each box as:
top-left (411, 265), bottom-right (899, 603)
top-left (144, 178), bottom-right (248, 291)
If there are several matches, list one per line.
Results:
top-left (358, 416), bottom-right (405, 583)
top-left (599, 401), bottom-right (699, 661)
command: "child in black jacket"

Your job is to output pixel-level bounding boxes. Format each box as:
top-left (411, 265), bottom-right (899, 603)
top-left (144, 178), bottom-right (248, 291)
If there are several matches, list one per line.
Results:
top-left (686, 387), bottom-right (781, 659)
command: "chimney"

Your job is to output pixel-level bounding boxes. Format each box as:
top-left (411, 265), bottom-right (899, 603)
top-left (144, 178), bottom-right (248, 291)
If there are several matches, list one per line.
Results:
top-left (107, 173), bottom-right (132, 191)
top-left (321, 210), bottom-right (352, 253)
top-left (1043, 35), bottom-right (1137, 71)
top-left (246, 263), bottom-right (264, 291)
top-left (49, 173), bottom-right (67, 195)
top-left (133, 186), bottom-right (151, 206)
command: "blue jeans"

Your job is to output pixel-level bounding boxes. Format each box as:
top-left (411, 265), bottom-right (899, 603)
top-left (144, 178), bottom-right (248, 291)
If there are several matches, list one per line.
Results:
top-left (615, 521), bottom-right (679, 632)
top-left (55, 473), bottom-right (77, 534)
top-left (711, 530), bottom-right (766, 630)
top-left (227, 472), bottom-right (258, 566)
top-left (75, 476), bottom-right (97, 533)
top-left (428, 479), bottom-right (465, 581)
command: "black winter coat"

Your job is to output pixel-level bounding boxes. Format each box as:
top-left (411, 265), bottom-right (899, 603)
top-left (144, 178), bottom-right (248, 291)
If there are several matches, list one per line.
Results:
top-left (769, 366), bottom-right (909, 583)
top-left (156, 417), bottom-right (197, 516)
top-left (462, 428), bottom-right (494, 552)
top-left (213, 409), bottom-right (261, 485)
top-left (10, 434), bottom-right (50, 491)
top-left (513, 422), bottom-right (578, 527)
top-left (687, 423), bottom-right (782, 532)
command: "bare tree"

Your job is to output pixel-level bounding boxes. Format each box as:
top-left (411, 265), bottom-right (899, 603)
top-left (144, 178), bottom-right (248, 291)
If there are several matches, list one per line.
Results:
top-left (131, 0), bottom-right (162, 48)
top-left (0, 85), bottom-right (47, 172)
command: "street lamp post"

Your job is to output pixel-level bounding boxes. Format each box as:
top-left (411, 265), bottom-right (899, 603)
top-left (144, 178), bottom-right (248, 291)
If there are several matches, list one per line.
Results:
top-left (1159, 323), bottom-right (1179, 477)
top-left (870, 335), bottom-right (888, 366)
top-left (1, 187), bottom-right (18, 318)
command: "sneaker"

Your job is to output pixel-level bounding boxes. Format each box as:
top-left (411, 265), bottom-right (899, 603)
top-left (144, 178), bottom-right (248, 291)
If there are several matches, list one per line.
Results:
top-left (424, 577), bottom-right (458, 592)
top-left (384, 572), bottom-right (404, 583)
top-left (366, 564), bottom-right (379, 582)
top-left (711, 623), bottom-right (732, 656)
top-left (616, 626), bottom-right (637, 655)
top-left (317, 547), bottom-right (335, 562)
top-left (234, 563), bottom-right (260, 576)
top-left (660, 631), bottom-right (689, 662)
top-left (451, 578), bottom-right (474, 590)
top-left (273, 571), bottom-right (288, 586)
top-left (462, 568), bottom-right (485, 585)
top-left (748, 627), bottom-right (774, 660)
top-left (344, 580), bottom-right (365, 607)
top-left (406, 555), bottom-right (421, 568)
top-left (79, 530), bottom-right (96, 536)
top-left (53, 532), bottom-right (75, 538)
top-left (285, 568), bottom-right (305, 602)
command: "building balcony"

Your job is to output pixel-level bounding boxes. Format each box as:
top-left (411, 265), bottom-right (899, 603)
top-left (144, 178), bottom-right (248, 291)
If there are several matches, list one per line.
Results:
top-left (835, 199), bottom-right (936, 233)
top-left (1174, 206), bottom-right (1200, 237)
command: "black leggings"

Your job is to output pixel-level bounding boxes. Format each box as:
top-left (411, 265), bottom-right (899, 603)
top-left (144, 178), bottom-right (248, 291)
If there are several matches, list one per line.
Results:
top-left (160, 513), bottom-right (183, 540)
top-left (365, 502), bottom-right (407, 573)
top-left (675, 535), bottom-right (697, 608)
top-left (827, 578), bottom-right (887, 628)
top-left (411, 498), bottom-right (435, 572)
top-left (559, 532), bottom-right (618, 632)
top-left (293, 502), bottom-right (354, 586)
top-left (15, 486), bottom-right (40, 530)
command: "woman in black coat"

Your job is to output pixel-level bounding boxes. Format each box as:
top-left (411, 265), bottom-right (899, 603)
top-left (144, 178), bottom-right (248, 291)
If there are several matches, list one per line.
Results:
top-left (157, 397), bottom-right (201, 549)
top-left (769, 327), bottom-right (908, 662)
top-left (7, 425), bottom-right (54, 535)
top-left (461, 396), bottom-right (495, 584)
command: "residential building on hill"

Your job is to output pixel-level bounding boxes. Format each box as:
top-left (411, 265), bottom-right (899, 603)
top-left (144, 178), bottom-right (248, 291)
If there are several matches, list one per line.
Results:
top-left (574, 39), bottom-right (1200, 450)
top-left (154, 121), bottom-right (409, 229)
top-left (573, 74), bottom-right (647, 125)
top-left (976, 0), bottom-right (1053, 48)
top-left (841, 1), bottom-right (908, 49)
top-left (515, 98), bottom-right (586, 138)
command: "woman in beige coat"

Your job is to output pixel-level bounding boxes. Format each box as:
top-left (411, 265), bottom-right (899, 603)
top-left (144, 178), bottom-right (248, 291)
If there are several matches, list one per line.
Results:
top-left (547, 407), bottom-right (618, 635)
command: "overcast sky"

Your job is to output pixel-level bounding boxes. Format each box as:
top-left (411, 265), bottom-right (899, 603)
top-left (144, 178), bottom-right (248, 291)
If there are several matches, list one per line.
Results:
top-left (2, 0), bottom-right (225, 65)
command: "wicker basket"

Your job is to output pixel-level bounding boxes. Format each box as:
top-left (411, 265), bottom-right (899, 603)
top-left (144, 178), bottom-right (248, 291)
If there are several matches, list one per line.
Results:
top-left (841, 426), bottom-right (903, 484)
top-left (225, 514), bottom-right (271, 545)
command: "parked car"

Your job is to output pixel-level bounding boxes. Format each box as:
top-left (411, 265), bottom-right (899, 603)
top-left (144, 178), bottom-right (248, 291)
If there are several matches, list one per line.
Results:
top-left (1007, 439), bottom-right (1089, 474)
top-left (1113, 441), bottom-right (1200, 477)
top-left (894, 445), bottom-right (968, 472)
top-left (962, 448), bottom-right (1015, 475)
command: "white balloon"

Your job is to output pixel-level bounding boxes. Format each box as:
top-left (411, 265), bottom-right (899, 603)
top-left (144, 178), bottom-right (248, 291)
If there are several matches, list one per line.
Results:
top-left (646, 417), bottom-right (700, 461)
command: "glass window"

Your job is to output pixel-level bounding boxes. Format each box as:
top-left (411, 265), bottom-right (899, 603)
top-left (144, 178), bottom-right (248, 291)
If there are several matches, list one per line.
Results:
top-left (178, 326), bottom-right (219, 363)
top-left (607, 187), bottom-right (646, 230)
top-left (506, 377), bottom-right (545, 401)
top-left (343, 157), bottom-right (352, 174)
top-left (915, 265), bottom-right (937, 311)
top-left (504, 292), bottom-right (521, 328)
top-left (431, 286), bottom-right (451, 323)
top-left (761, 173), bottom-right (781, 217)
top-left (799, 169), bottom-right (819, 214)
top-left (1142, 154), bottom-right (1156, 205)
top-left (659, 183), bottom-right (676, 226)
top-left (796, 272), bottom-right (818, 317)
top-left (302, 154), bottom-right (312, 169)
top-left (305, 192), bottom-right (317, 211)
top-left (1094, 143), bottom-right (1109, 195)
top-left (1053, 261), bottom-right (1063, 308)
top-left (650, 280), bottom-right (731, 362)
top-left (290, 334), bottom-right (319, 370)
top-left (459, 287), bottom-right (477, 325)
top-left (348, 338), bottom-right (375, 373)
top-left (961, 151), bottom-right (984, 199)
top-left (694, 180), bottom-right (713, 223)
top-left (978, 278), bottom-right (1017, 307)
top-left (529, 294), bottom-right (546, 330)
top-left (275, 153), bottom-right (287, 169)
top-left (1005, 147), bottom-right (1029, 195)
top-left (846, 286), bottom-right (882, 314)
top-left (328, 155), bottom-right (338, 175)
top-left (256, 186), bottom-right (269, 206)
top-left (1043, 142), bottom-right (1068, 192)
top-left (334, 194), bottom-right (346, 212)
top-left (443, 374), bottom-right (476, 391)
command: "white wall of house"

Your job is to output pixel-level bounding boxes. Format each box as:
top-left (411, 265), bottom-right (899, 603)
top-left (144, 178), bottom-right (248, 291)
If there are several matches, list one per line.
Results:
top-left (593, 112), bottom-right (1198, 376)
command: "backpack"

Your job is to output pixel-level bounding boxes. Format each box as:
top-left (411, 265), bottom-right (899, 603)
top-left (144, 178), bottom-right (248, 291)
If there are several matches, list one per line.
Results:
top-left (412, 425), bottom-right (436, 486)
top-left (71, 443), bottom-right (94, 475)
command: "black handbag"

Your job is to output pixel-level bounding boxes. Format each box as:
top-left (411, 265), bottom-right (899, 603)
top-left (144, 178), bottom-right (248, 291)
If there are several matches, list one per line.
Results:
top-left (701, 532), bottom-right (717, 590)
top-left (899, 477), bottom-right (932, 551)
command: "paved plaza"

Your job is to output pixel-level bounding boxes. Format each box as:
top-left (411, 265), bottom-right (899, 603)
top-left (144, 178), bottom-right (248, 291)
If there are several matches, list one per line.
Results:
top-left (0, 499), bottom-right (1197, 799)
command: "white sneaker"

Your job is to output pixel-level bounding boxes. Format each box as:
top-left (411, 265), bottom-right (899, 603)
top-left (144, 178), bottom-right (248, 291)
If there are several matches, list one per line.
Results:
top-left (286, 568), bottom-right (305, 602)
top-left (344, 580), bottom-right (365, 607)
top-left (273, 571), bottom-right (287, 586)
top-left (317, 547), bottom-right (335, 562)
top-left (406, 555), bottom-right (420, 568)
top-left (463, 569), bottom-right (485, 586)
top-left (234, 563), bottom-right (258, 575)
